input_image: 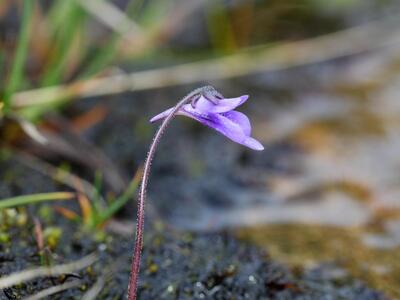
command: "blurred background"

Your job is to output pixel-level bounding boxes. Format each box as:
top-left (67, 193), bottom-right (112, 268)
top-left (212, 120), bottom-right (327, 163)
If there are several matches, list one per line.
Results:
top-left (1, 0), bottom-right (400, 298)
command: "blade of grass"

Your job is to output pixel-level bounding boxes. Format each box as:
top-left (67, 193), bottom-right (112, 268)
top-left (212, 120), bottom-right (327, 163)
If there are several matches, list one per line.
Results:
top-left (92, 170), bottom-right (104, 213)
top-left (54, 206), bottom-right (80, 221)
top-left (78, 193), bottom-right (94, 226)
top-left (98, 167), bottom-right (142, 225)
top-left (137, 0), bottom-right (171, 27)
top-left (40, 1), bottom-right (86, 86)
top-left (2, 0), bottom-right (33, 113)
top-left (129, 0), bottom-right (146, 20)
top-left (79, 0), bottom-right (146, 79)
top-left (78, 36), bottom-right (119, 79)
top-left (205, 0), bottom-right (237, 54)
top-left (77, 0), bottom-right (143, 37)
top-left (0, 49), bottom-right (5, 90)
top-left (0, 192), bottom-right (75, 209)
top-left (79, 0), bottom-right (167, 79)
top-left (47, 0), bottom-right (76, 28)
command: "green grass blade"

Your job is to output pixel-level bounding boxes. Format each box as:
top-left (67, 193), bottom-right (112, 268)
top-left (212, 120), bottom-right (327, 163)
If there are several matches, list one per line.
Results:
top-left (40, 2), bottom-right (86, 86)
top-left (78, 36), bottom-right (119, 79)
top-left (0, 50), bottom-right (5, 90)
top-left (205, 0), bottom-right (237, 55)
top-left (3, 0), bottom-right (34, 113)
top-left (91, 171), bottom-right (104, 215)
top-left (98, 171), bottom-right (141, 224)
top-left (0, 192), bottom-right (75, 209)
top-left (79, 0), bottom-right (145, 79)
top-left (47, 0), bottom-right (75, 27)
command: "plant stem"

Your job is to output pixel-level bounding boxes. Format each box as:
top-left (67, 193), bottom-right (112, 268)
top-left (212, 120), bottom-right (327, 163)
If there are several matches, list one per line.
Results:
top-left (127, 90), bottom-right (201, 300)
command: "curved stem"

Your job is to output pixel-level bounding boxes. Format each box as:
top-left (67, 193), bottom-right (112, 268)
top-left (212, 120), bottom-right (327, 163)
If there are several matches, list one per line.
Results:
top-left (127, 91), bottom-right (199, 300)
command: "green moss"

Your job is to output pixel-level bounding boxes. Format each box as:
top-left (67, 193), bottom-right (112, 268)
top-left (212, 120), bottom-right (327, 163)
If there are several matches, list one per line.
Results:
top-left (0, 232), bottom-right (10, 243)
top-left (237, 224), bottom-right (400, 299)
top-left (16, 208), bottom-right (28, 226)
top-left (38, 205), bottom-right (54, 223)
top-left (43, 226), bottom-right (62, 249)
top-left (147, 263), bottom-right (159, 274)
top-left (0, 148), bottom-right (12, 162)
top-left (93, 230), bottom-right (107, 242)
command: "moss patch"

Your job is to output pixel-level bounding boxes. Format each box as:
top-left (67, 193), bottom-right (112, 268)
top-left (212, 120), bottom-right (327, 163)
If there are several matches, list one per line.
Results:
top-left (237, 224), bottom-right (400, 299)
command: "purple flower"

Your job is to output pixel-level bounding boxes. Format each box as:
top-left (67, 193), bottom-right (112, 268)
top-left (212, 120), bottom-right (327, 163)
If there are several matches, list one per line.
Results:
top-left (150, 93), bottom-right (264, 151)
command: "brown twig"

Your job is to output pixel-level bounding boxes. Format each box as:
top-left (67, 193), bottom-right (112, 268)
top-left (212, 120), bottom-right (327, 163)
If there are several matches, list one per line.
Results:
top-left (33, 217), bottom-right (44, 252)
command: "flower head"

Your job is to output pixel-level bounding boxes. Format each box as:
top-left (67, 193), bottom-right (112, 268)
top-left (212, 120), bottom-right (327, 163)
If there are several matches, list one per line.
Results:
top-left (150, 87), bottom-right (264, 151)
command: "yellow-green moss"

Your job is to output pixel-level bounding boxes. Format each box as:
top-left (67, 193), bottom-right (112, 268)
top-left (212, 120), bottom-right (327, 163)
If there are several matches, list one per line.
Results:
top-left (237, 224), bottom-right (400, 299)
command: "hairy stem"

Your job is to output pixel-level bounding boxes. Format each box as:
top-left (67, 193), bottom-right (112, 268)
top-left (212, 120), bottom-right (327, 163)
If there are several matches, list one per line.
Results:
top-left (127, 91), bottom-right (200, 300)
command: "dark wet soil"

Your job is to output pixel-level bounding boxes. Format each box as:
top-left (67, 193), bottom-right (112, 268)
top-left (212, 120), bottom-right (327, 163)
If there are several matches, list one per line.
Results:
top-left (0, 218), bottom-right (390, 300)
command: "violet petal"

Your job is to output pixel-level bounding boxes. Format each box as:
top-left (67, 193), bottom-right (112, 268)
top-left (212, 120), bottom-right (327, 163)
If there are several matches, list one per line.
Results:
top-left (182, 106), bottom-right (263, 150)
top-left (222, 110), bottom-right (251, 136)
top-left (211, 95), bottom-right (249, 113)
top-left (242, 137), bottom-right (264, 151)
top-left (207, 113), bottom-right (263, 150)
top-left (195, 95), bottom-right (249, 114)
top-left (150, 107), bottom-right (174, 123)
top-left (192, 95), bottom-right (215, 114)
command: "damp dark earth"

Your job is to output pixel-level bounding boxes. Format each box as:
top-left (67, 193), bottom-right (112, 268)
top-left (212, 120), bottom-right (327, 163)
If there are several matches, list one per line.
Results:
top-left (1, 1), bottom-right (400, 299)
